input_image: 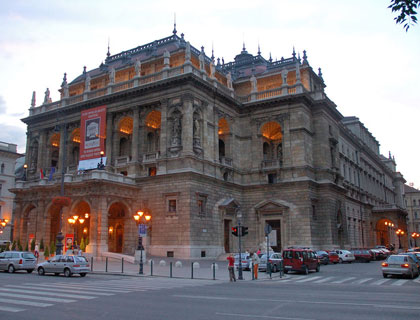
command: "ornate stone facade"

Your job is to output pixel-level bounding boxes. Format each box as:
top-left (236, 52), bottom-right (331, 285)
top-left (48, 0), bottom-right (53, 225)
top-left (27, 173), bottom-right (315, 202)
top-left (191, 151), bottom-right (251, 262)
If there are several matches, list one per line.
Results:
top-left (11, 30), bottom-right (408, 258)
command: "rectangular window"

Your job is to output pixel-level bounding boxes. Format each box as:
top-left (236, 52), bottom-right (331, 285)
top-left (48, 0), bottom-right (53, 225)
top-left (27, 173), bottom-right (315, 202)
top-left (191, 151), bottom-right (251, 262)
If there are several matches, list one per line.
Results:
top-left (168, 200), bottom-right (177, 212)
top-left (268, 173), bottom-right (277, 184)
top-left (312, 205), bottom-right (317, 220)
top-left (198, 200), bottom-right (204, 214)
top-left (148, 167), bottom-right (156, 176)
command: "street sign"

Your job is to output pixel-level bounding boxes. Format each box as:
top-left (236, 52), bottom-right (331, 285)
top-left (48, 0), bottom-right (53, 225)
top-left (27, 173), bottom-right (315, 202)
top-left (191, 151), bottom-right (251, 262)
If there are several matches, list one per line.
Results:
top-left (264, 224), bottom-right (272, 235)
top-left (138, 224), bottom-right (147, 236)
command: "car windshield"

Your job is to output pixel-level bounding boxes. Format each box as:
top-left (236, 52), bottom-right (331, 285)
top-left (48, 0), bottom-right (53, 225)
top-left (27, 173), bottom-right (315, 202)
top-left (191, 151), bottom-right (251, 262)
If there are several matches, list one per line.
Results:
top-left (387, 255), bottom-right (406, 263)
top-left (75, 256), bottom-right (88, 263)
top-left (317, 251), bottom-right (327, 255)
top-left (22, 253), bottom-right (36, 259)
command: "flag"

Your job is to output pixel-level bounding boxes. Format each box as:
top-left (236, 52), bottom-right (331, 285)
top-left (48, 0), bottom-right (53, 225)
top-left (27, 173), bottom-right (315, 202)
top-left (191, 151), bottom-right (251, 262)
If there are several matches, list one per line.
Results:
top-left (40, 169), bottom-right (44, 179)
top-left (48, 167), bottom-right (55, 181)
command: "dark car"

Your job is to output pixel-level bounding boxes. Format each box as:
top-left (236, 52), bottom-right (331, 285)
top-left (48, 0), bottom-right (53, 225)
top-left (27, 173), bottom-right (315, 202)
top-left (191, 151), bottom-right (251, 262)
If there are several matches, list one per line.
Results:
top-left (283, 249), bottom-right (320, 275)
top-left (351, 249), bottom-right (373, 263)
top-left (315, 251), bottom-right (329, 265)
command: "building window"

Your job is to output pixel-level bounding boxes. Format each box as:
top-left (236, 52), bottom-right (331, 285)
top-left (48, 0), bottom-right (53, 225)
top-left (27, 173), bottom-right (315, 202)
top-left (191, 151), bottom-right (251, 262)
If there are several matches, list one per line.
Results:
top-left (148, 167), bottom-right (156, 176)
top-left (268, 173), bottom-right (277, 184)
top-left (168, 200), bottom-right (177, 213)
top-left (415, 212), bottom-right (418, 219)
top-left (0, 163), bottom-right (4, 174)
top-left (196, 193), bottom-right (208, 215)
top-left (312, 205), bottom-right (317, 220)
top-left (414, 199), bottom-right (417, 206)
top-left (198, 200), bottom-right (204, 214)
top-left (0, 184), bottom-right (2, 195)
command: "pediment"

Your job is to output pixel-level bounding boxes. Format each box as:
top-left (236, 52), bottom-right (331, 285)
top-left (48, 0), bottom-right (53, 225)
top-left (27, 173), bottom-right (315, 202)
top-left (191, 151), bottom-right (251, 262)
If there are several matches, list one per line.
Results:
top-left (254, 199), bottom-right (289, 214)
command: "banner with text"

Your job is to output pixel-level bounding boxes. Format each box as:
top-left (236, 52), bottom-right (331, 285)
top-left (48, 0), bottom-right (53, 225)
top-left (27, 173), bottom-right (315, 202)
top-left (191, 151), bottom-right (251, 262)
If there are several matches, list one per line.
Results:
top-left (78, 105), bottom-right (106, 170)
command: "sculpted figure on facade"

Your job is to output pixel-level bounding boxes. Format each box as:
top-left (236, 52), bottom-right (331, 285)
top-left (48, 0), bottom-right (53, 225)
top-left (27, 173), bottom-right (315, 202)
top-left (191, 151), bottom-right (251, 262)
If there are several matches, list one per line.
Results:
top-left (227, 72), bottom-right (233, 90)
top-left (250, 75), bottom-right (257, 93)
top-left (30, 141), bottom-right (38, 170)
top-left (171, 114), bottom-right (182, 147)
top-left (199, 49), bottom-right (205, 72)
top-left (185, 42), bottom-right (191, 61)
top-left (134, 58), bottom-right (141, 77)
top-left (85, 73), bottom-right (91, 91)
top-left (193, 115), bottom-right (201, 147)
top-left (109, 67), bottom-right (115, 84)
top-left (210, 61), bottom-right (215, 79)
top-left (31, 91), bottom-right (36, 108)
top-left (43, 88), bottom-right (50, 104)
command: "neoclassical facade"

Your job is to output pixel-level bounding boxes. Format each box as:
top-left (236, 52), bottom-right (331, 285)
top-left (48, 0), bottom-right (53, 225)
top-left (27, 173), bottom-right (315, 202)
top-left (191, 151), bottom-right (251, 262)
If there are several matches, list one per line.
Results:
top-left (11, 29), bottom-right (408, 258)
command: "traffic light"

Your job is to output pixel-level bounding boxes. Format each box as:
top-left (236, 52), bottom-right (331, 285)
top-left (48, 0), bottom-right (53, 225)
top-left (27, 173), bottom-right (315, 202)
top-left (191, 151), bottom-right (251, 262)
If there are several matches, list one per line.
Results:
top-left (241, 226), bottom-right (248, 236)
top-left (232, 226), bottom-right (238, 237)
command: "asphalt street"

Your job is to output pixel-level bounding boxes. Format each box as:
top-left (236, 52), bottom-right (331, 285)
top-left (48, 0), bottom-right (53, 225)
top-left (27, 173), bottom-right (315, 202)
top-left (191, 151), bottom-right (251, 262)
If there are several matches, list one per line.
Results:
top-left (0, 260), bottom-right (418, 320)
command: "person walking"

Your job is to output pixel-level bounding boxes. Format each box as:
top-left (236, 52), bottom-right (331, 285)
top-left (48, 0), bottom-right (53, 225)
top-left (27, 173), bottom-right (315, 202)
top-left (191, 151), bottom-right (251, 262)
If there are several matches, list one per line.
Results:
top-left (251, 251), bottom-right (260, 279)
top-left (34, 243), bottom-right (39, 261)
top-left (227, 254), bottom-right (236, 282)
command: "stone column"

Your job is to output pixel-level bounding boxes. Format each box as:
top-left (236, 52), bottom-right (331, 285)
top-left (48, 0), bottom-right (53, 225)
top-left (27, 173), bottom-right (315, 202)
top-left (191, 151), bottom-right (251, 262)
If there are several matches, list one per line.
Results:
top-left (37, 130), bottom-right (46, 173)
top-left (112, 129), bottom-right (120, 165)
top-left (86, 197), bottom-right (98, 254)
top-left (35, 200), bottom-right (45, 242)
top-left (131, 107), bottom-right (139, 163)
top-left (97, 196), bottom-right (109, 254)
top-left (159, 101), bottom-right (168, 157)
top-left (58, 126), bottom-right (66, 172)
top-left (106, 114), bottom-right (113, 166)
top-left (181, 95), bottom-right (194, 155)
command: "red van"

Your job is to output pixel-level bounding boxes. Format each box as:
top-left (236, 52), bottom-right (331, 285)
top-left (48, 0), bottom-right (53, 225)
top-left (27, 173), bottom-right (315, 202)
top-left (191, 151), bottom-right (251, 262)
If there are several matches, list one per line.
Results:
top-left (282, 249), bottom-right (320, 275)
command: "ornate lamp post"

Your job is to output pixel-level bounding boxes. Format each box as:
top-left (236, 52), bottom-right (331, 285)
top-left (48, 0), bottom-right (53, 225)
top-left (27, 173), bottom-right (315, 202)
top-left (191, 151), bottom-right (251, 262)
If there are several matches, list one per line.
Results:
top-left (67, 215), bottom-right (85, 248)
top-left (396, 229), bottom-right (405, 250)
top-left (133, 210), bottom-right (151, 275)
top-left (0, 219), bottom-right (9, 234)
top-left (23, 164), bottom-right (28, 181)
top-left (411, 232), bottom-right (420, 247)
top-left (97, 150), bottom-right (105, 170)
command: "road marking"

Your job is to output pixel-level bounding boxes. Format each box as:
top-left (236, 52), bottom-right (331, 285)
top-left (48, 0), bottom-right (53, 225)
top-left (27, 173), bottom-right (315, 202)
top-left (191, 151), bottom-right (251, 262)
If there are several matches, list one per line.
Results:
top-left (352, 278), bottom-right (373, 284)
top-left (6, 285), bottom-right (115, 296)
top-left (174, 295), bottom-right (420, 311)
top-left (0, 298), bottom-right (52, 307)
top-left (391, 280), bottom-right (408, 286)
top-left (295, 276), bottom-right (322, 283)
top-left (312, 277), bottom-right (335, 283)
top-left (371, 279), bottom-right (391, 285)
top-left (0, 288), bottom-right (96, 299)
top-left (0, 305), bottom-right (25, 312)
top-left (0, 292), bottom-right (75, 303)
top-left (215, 312), bottom-right (315, 320)
top-left (34, 283), bottom-right (132, 293)
top-left (331, 277), bottom-right (356, 284)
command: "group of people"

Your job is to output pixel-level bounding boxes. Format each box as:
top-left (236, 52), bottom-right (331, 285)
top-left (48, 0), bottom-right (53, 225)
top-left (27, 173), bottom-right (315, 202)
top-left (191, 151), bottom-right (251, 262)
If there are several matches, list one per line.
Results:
top-left (227, 248), bottom-right (262, 282)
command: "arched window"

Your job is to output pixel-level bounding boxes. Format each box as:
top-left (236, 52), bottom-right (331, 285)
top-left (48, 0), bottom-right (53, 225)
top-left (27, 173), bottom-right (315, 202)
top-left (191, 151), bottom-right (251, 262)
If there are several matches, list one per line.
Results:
top-left (219, 139), bottom-right (225, 158)
top-left (261, 121), bottom-right (282, 161)
top-left (119, 137), bottom-right (129, 156)
top-left (263, 142), bottom-right (271, 160)
top-left (72, 146), bottom-right (80, 165)
top-left (51, 150), bottom-right (59, 167)
top-left (147, 132), bottom-right (155, 152)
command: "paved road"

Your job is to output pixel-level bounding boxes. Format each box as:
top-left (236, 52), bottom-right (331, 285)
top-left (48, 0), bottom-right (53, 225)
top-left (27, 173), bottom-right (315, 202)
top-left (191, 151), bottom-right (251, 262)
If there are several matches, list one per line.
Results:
top-left (0, 260), bottom-right (418, 320)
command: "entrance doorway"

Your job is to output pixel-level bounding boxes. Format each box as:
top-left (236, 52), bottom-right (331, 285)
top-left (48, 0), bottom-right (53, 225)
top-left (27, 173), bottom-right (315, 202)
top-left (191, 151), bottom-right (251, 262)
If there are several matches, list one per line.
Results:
top-left (108, 202), bottom-right (127, 253)
top-left (224, 219), bottom-right (231, 253)
top-left (266, 219), bottom-right (281, 252)
top-left (116, 225), bottom-right (123, 253)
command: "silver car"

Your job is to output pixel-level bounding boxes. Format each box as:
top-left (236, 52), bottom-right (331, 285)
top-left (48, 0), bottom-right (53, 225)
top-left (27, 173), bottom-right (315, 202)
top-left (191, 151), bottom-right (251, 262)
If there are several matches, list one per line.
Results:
top-left (259, 253), bottom-right (283, 272)
top-left (382, 254), bottom-right (419, 279)
top-left (37, 255), bottom-right (90, 277)
top-left (0, 251), bottom-right (37, 273)
top-left (234, 253), bottom-right (251, 271)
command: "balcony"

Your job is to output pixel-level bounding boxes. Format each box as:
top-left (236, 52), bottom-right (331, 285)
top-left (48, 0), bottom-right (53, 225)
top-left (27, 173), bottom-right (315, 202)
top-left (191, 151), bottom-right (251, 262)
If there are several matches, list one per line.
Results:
top-left (115, 156), bottom-right (130, 166)
top-left (143, 151), bottom-right (160, 164)
top-left (261, 159), bottom-right (282, 170)
top-left (219, 156), bottom-right (233, 167)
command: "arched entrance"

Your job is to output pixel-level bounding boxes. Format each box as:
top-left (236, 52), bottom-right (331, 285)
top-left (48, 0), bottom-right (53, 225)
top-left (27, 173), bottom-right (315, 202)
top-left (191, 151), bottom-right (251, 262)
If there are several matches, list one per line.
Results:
top-left (20, 205), bottom-right (36, 245)
top-left (376, 219), bottom-right (395, 247)
top-left (70, 201), bottom-right (91, 247)
top-left (48, 204), bottom-right (61, 245)
top-left (108, 202), bottom-right (128, 253)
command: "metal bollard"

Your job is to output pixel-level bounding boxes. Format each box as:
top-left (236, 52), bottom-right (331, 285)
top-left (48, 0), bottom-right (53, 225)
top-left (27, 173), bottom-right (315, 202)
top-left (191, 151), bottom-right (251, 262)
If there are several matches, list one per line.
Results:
top-left (90, 257), bottom-right (93, 272)
top-left (268, 262), bottom-right (272, 279)
top-left (191, 262), bottom-right (194, 279)
top-left (121, 258), bottom-right (124, 273)
top-left (212, 263), bottom-right (216, 280)
top-left (251, 262), bottom-right (254, 280)
top-left (170, 262), bottom-right (173, 278)
top-left (105, 257), bottom-right (108, 272)
top-left (151, 260), bottom-right (153, 276)
top-left (280, 260), bottom-right (283, 278)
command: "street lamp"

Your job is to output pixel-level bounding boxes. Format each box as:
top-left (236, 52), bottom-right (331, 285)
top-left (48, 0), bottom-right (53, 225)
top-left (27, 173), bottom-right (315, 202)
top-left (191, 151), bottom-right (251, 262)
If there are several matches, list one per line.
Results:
top-left (97, 150), bottom-right (105, 170)
top-left (133, 210), bottom-right (152, 275)
top-left (67, 215), bottom-right (85, 248)
top-left (0, 219), bottom-right (9, 234)
top-left (23, 164), bottom-right (28, 181)
top-left (396, 229), bottom-right (405, 250)
top-left (411, 232), bottom-right (420, 247)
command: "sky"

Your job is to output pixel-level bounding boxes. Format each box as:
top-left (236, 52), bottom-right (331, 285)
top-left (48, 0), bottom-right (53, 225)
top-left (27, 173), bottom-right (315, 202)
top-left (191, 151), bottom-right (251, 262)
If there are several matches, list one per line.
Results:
top-left (0, 0), bottom-right (419, 186)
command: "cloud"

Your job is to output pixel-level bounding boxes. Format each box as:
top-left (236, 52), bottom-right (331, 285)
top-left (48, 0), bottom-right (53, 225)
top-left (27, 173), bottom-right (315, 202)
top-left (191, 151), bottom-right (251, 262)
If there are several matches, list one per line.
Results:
top-left (0, 123), bottom-right (26, 153)
top-left (0, 96), bottom-right (6, 114)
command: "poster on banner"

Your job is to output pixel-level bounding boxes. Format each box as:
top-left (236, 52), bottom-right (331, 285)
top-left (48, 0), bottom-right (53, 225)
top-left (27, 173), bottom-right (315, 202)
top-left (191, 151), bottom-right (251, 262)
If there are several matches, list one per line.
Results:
top-left (78, 105), bottom-right (107, 170)
top-left (64, 234), bottom-right (74, 253)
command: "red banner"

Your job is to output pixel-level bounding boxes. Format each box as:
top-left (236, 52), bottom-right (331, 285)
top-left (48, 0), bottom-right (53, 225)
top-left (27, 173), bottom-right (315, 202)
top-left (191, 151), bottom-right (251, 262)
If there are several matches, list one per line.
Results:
top-left (80, 105), bottom-right (106, 161)
top-left (65, 234), bottom-right (74, 253)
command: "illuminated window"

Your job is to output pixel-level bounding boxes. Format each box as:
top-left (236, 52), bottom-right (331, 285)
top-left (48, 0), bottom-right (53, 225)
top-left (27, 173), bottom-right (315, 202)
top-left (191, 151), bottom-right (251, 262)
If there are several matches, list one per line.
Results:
top-left (148, 167), bottom-right (156, 176)
top-left (145, 111), bottom-right (161, 129)
top-left (168, 200), bottom-right (177, 212)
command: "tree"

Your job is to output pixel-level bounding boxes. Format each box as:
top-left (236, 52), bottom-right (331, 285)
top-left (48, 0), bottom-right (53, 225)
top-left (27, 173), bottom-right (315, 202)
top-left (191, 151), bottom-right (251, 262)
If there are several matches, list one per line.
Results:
top-left (40, 238), bottom-right (44, 251)
top-left (44, 245), bottom-right (50, 258)
top-left (50, 241), bottom-right (56, 256)
top-left (389, 0), bottom-right (419, 31)
top-left (31, 239), bottom-right (35, 251)
top-left (24, 242), bottom-right (29, 252)
top-left (11, 241), bottom-right (16, 250)
top-left (80, 238), bottom-right (86, 252)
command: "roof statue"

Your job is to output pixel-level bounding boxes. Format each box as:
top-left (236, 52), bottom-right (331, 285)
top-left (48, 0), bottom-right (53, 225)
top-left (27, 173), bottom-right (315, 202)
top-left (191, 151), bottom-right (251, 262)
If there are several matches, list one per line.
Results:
top-left (31, 91), bottom-right (36, 108)
top-left (43, 88), bottom-right (50, 105)
top-left (134, 58), bottom-right (141, 77)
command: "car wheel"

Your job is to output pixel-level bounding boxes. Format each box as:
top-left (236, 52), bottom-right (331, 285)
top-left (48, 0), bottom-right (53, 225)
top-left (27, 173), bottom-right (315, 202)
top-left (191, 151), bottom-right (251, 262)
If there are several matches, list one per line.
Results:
top-left (80, 273), bottom-right (87, 277)
top-left (272, 265), bottom-right (277, 273)
top-left (339, 258), bottom-right (343, 264)
top-left (409, 270), bottom-right (414, 279)
top-left (333, 262), bottom-right (338, 264)
top-left (38, 267), bottom-right (45, 276)
top-left (316, 264), bottom-right (320, 272)
top-left (64, 268), bottom-right (72, 278)
top-left (27, 269), bottom-right (34, 274)
top-left (303, 266), bottom-right (309, 275)
top-left (8, 265), bottom-right (15, 273)
top-left (383, 273), bottom-right (388, 278)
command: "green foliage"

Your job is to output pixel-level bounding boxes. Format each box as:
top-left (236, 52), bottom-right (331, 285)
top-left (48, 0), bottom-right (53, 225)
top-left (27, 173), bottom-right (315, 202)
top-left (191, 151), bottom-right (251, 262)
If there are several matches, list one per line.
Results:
top-left (44, 245), bottom-right (49, 258)
top-left (86, 237), bottom-right (89, 246)
top-left (389, 0), bottom-right (419, 31)
top-left (80, 238), bottom-right (86, 252)
top-left (50, 241), bottom-right (56, 256)
top-left (31, 239), bottom-right (36, 251)
top-left (11, 241), bottom-right (16, 250)
top-left (40, 239), bottom-right (44, 251)
top-left (24, 242), bottom-right (29, 251)
top-left (18, 240), bottom-right (23, 251)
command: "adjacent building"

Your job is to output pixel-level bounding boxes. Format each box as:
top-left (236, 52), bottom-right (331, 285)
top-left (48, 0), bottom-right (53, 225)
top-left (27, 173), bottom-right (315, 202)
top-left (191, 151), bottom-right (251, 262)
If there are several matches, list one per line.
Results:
top-left (11, 29), bottom-right (408, 258)
top-left (404, 184), bottom-right (420, 247)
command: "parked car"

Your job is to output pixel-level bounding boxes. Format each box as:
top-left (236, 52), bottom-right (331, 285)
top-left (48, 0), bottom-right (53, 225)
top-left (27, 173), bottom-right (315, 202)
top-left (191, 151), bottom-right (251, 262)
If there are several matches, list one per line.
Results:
top-left (0, 251), bottom-right (37, 273)
top-left (334, 250), bottom-right (355, 263)
top-left (399, 253), bottom-right (420, 272)
top-left (282, 248), bottom-right (320, 275)
top-left (234, 253), bottom-right (251, 271)
top-left (37, 255), bottom-right (90, 277)
top-left (259, 253), bottom-right (283, 272)
top-left (370, 249), bottom-right (386, 260)
top-left (351, 249), bottom-right (373, 263)
top-left (406, 247), bottom-right (420, 252)
top-left (315, 251), bottom-right (330, 265)
top-left (327, 251), bottom-right (340, 264)
top-left (382, 255), bottom-right (419, 279)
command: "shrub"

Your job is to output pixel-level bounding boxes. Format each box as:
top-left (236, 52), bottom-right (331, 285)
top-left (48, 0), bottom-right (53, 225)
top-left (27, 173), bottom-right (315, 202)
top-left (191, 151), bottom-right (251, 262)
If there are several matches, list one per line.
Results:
top-left (11, 241), bottom-right (16, 250)
top-left (24, 243), bottom-right (29, 251)
top-left (50, 241), bottom-right (56, 256)
top-left (80, 238), bottom-right (86, 252)
top-left (44, 245), bottom-right (49, 258)
top-left (31, 239), bottom-right (36, 251)
top-left (40, 239), bottom-right (44, 251)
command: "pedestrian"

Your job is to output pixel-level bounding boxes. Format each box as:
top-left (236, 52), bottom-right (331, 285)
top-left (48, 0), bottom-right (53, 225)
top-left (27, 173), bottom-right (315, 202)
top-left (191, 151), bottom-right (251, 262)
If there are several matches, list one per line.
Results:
top-left (256, 248), bottom-right (261, 255)
top-left (227, 253), bottom-right (236, 282)
top-left (34, 243), bottom-right (39, 260)
top-left (251, 251), bottom-right (260, 279)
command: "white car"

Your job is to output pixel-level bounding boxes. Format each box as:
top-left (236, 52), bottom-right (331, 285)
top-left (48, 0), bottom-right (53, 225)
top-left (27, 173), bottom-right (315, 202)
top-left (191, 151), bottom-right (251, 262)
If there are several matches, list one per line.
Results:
top-left (334, 250), bottom-right (355, 263)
